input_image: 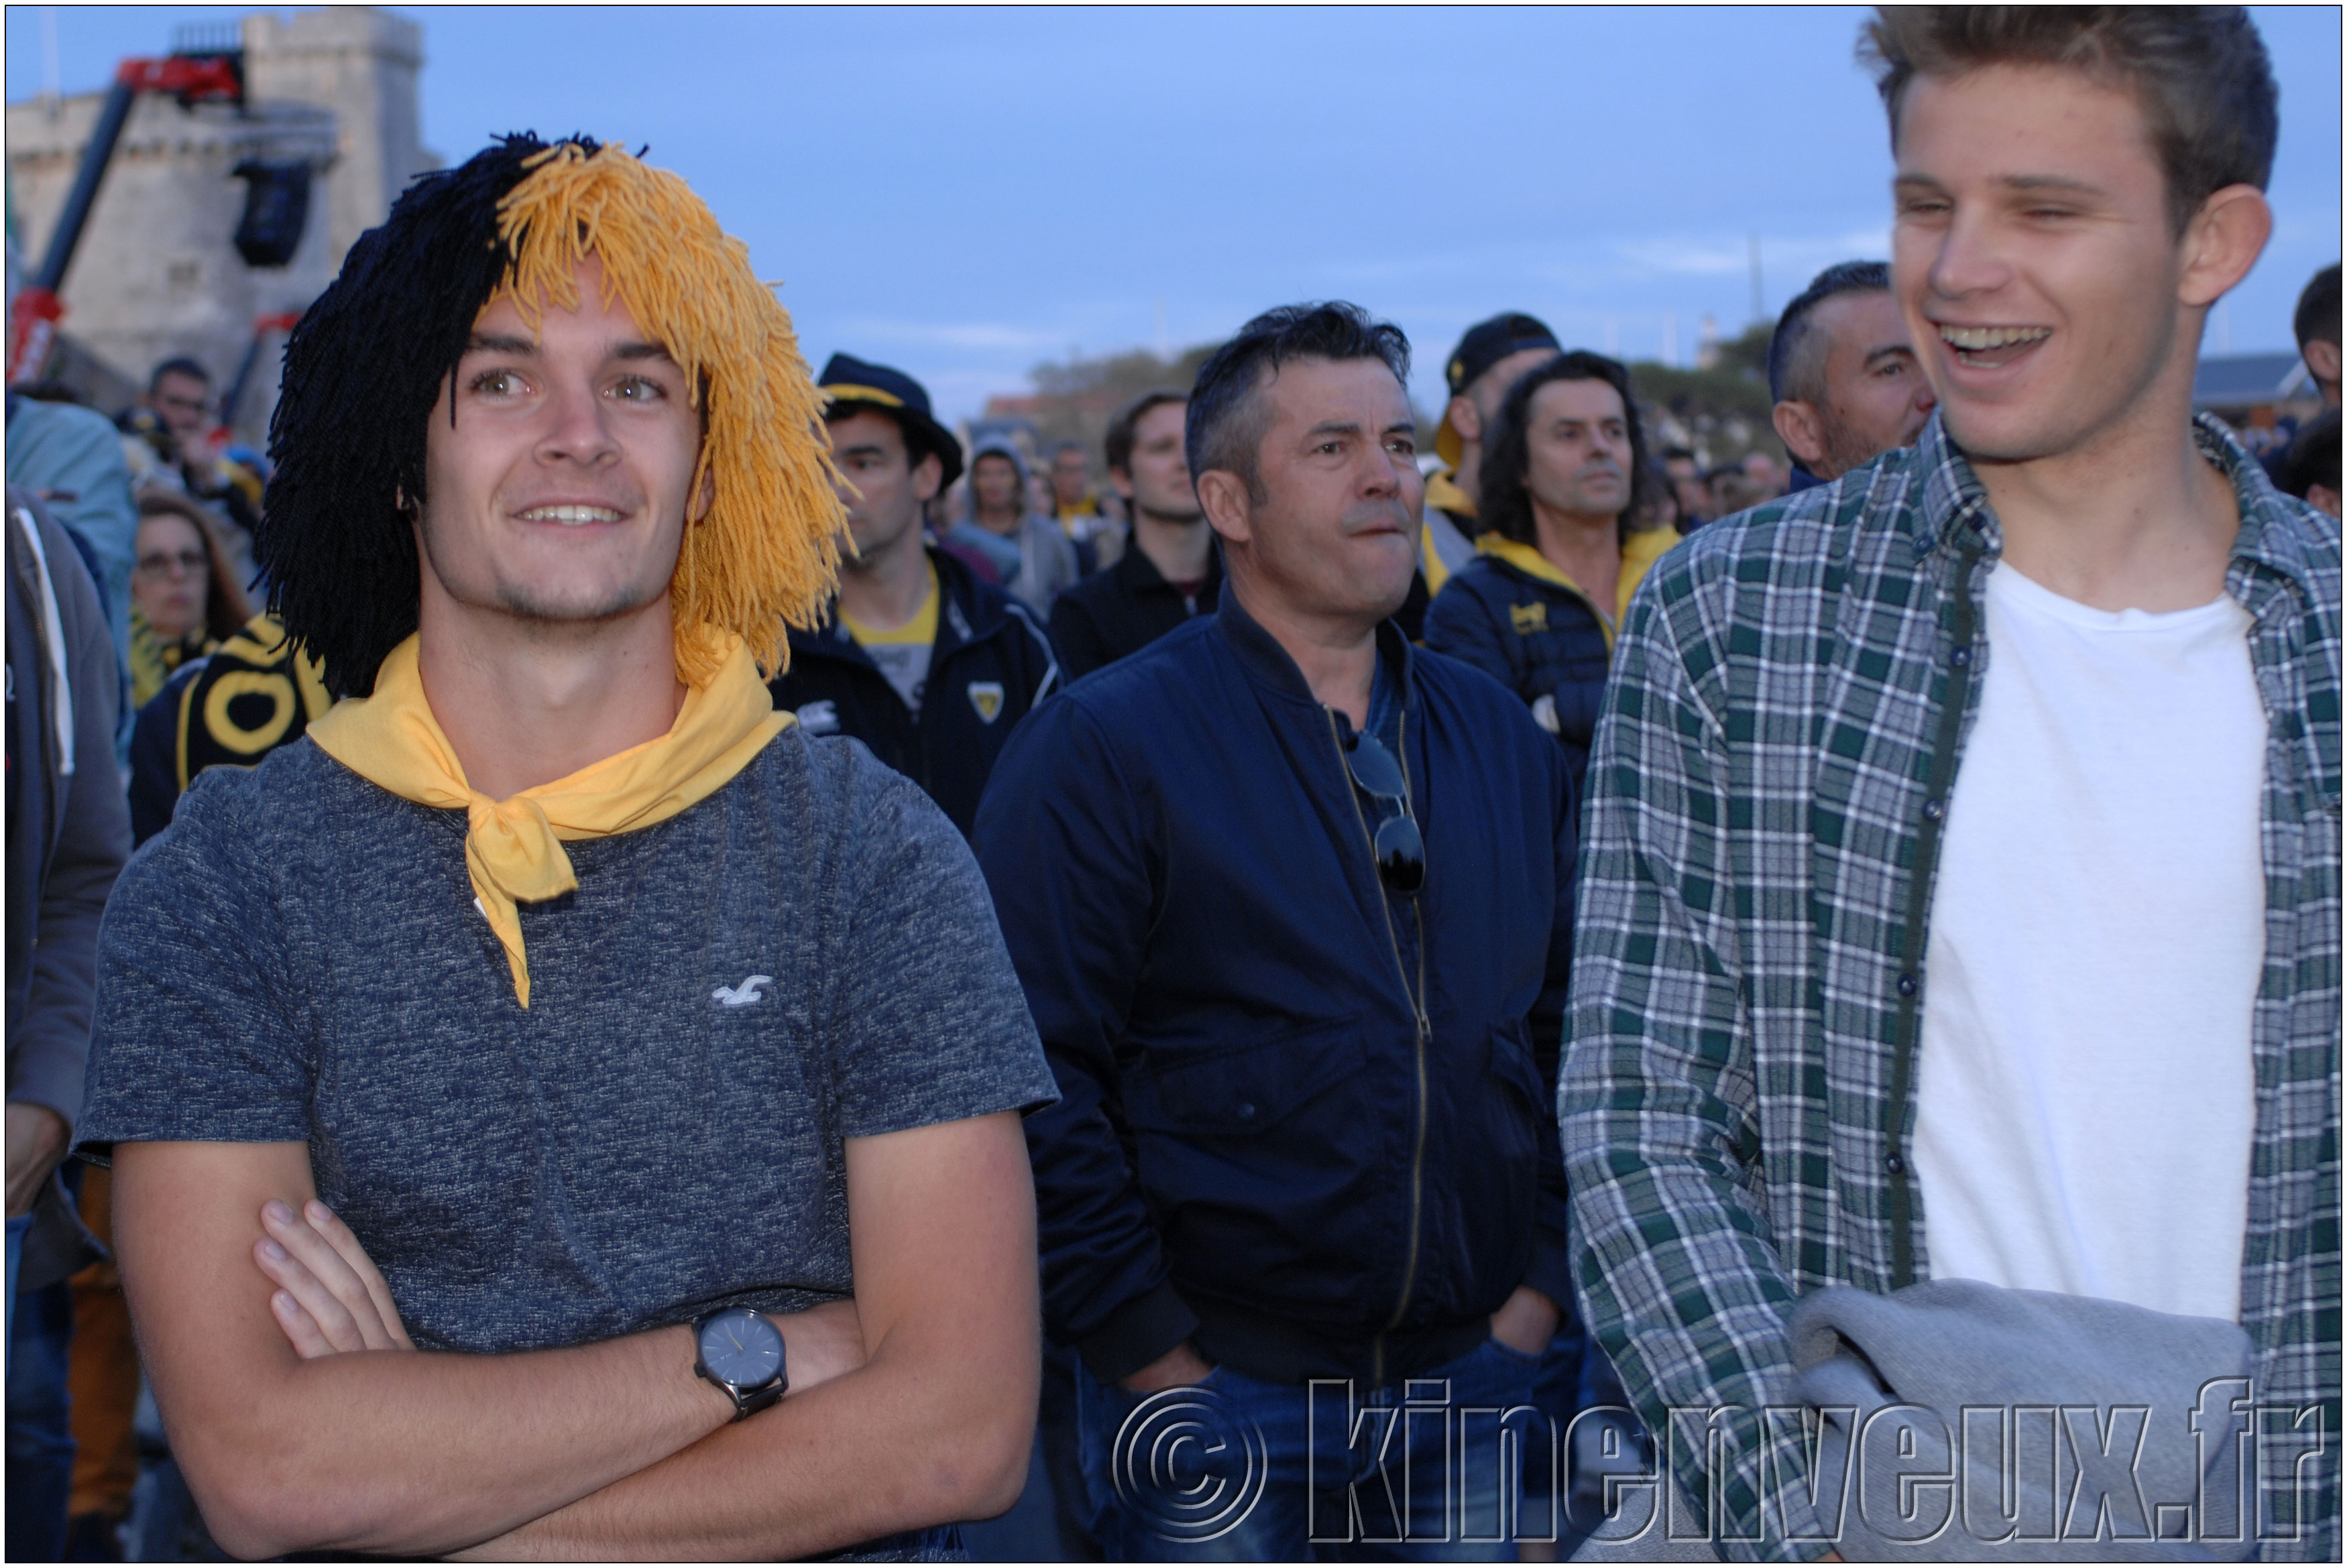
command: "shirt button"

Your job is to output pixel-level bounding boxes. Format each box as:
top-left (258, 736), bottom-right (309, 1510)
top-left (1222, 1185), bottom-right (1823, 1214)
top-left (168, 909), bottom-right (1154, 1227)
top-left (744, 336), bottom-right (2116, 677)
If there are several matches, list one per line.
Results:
top-left (1922, 799), bottom-right (1945, 823)
top-left (1950, 647), bottom-right (1971, 668)
top-left (1896, 973), bottom-right (1919, 998)
top-left (1235, 1102), bottom-right (1258, 1124)
top-left (1885, 1152), bottom-right (1906, 1176)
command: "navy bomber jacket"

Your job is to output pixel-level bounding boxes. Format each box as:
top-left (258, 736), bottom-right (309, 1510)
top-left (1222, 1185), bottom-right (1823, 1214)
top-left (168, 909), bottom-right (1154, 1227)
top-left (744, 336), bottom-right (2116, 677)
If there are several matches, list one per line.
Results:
top-left (973, 593), bottom-right (1577, 1389)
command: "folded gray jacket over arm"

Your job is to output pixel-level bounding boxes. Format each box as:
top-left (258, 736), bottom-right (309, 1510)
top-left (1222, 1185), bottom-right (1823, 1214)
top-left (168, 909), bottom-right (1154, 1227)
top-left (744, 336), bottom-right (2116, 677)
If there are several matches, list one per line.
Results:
top-left (1790, 1278), bottom-right (2256, 1563)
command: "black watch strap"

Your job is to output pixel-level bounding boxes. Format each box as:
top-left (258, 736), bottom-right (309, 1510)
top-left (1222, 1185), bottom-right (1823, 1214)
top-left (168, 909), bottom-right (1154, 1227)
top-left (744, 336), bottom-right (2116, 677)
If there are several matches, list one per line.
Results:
top-left (706, 1372), bottom-right (785, 1423)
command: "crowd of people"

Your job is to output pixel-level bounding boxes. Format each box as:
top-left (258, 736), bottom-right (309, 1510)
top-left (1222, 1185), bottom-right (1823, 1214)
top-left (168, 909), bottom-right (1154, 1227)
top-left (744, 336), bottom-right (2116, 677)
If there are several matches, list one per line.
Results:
top-left (3, 6), bottom-right (2341, 1563)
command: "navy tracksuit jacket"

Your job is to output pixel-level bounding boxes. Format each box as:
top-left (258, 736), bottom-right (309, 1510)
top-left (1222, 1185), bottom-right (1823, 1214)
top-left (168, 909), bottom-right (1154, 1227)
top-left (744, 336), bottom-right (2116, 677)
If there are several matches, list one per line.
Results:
top-left (769, 546), bottom-right (1058, 838)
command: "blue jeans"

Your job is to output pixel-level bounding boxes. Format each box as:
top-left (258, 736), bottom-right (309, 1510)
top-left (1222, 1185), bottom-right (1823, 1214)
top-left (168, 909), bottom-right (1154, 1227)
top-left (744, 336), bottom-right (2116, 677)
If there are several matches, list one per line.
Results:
top-left (7, 1276), bottom-right (77, 1560)
top-left (962, 1340), bottom-right (1094, 1561)
top-left (1076, 1335), bottom-right (1543, 1561)
top-left (1520, 1319), bottom-right (1654, 1556)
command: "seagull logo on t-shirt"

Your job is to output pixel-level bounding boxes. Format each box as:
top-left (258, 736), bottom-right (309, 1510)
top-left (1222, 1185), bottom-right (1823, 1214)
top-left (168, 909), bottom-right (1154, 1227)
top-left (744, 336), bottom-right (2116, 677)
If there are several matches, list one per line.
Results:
top-left (713, 976), bottom-right (775, 1008)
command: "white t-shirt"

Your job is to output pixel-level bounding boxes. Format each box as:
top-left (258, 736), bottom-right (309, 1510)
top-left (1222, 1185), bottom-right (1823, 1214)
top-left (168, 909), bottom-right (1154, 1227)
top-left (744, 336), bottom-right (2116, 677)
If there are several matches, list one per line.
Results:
top-left (1913, 562), bottom-right (2264, 1323)
top-left (861, 642), bottom-right (932, 717)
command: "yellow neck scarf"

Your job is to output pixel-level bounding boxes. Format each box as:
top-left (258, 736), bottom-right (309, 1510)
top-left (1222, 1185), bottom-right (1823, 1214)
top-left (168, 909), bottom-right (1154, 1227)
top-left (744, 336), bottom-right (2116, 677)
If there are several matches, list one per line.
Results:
top-left (306, 627), bottom-right (790, 1008)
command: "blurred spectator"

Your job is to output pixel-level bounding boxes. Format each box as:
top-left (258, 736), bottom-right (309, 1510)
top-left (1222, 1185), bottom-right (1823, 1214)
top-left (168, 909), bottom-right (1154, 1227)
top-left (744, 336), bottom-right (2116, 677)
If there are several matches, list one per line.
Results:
top-left (1661, 445), bottom-right (1710, 528)
top-left (927, 477), bottom-right (1001, 585)
top-left (1707, 465), bottom-right (1766, 517)
top-left (946, 440), bottom-right (1082, 616)
top-left (130, 359), bottom-right (211, 477)
top-left (1049, 390), bottom-right (1218, 681)
top-left (125, 492), bottom-right (249, 709)
top-left (126, 611), bottom-right (330, 850)
top-left (1768, 260), bottom-right (1936, 486)
top-left (2295, 261), bottom-right (2340, 407)
top-left (1048, 440), bottom-right (1096, 520)
top-left (6, 487), bottom-right (131, 1561)
top-left (1426, 312), bottom-right (1562, 593)
top-left (5, 394), bottom-right (137, 668)
top-left (773, 356), bottom-right (1060, 837)
top-left (1429, 353), bottom-right (1688, 1543)
top-left (1637, 460), bottom-right (1684, 535)
top-left (2279, 406), bottom-right (2340, 518)
top-left (1741, 449), bottom-right (1784, 497)
top-left (117, 359), bottom-right (262, 591)
top-left (1048, 439), bottom-right (1125, 574)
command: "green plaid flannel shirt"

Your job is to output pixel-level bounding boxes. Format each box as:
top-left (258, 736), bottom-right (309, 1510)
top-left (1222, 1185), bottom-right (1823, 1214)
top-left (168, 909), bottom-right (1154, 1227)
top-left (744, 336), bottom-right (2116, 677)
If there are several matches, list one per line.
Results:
top-left (1562, 412), bottom-right (2340, 1562)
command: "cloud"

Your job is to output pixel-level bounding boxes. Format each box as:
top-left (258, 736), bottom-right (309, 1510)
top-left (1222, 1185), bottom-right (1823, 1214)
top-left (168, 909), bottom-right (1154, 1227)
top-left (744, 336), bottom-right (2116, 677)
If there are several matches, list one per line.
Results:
top-left (1613, 227), bottom-right (1892, 281)
top-left (833, 317), bottom-right (1066, 353)
top-left (1320, 248), bottom-right (1522, 287)
top-left (1312, 225), bottom-right (1899, 300)
top-left (1615, 237), bottom-right (1752, 278)
top-left (918, 367), bottom-right (1019, 422)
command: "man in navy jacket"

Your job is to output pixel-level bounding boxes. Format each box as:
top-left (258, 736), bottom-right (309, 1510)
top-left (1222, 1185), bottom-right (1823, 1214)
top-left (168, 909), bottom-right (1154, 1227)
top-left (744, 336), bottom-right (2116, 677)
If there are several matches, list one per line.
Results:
top-left (976, 304), bottom-right (1575, 1560)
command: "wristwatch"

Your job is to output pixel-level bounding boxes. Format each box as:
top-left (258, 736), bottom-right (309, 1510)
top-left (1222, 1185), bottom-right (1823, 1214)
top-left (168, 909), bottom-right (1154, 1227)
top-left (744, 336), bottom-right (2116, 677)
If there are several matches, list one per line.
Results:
top-left (692, 1307), bottom-right (787, 1421)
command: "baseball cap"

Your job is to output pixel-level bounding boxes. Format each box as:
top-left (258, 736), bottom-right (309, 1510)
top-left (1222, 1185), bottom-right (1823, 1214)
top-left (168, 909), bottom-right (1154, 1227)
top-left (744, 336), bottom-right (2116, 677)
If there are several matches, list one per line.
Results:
top-left (1436, 312), bottom-right (1562, 468)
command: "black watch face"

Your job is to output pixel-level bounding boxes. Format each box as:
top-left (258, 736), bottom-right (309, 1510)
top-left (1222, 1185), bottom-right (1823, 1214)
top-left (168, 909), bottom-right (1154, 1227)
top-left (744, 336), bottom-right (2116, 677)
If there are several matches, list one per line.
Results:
top-left (699, 1309), bottom-right (785, 1390)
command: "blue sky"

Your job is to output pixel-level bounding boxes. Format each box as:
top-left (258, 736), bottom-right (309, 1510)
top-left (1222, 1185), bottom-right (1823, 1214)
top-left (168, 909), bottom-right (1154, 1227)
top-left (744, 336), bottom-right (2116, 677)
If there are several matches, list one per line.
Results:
top-left (10, 5), bottom-right (2341, 419)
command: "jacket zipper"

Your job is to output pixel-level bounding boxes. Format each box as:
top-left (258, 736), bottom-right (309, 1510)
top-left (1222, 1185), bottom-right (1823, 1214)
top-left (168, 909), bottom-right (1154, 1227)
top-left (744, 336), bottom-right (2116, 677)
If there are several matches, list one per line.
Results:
top-left (1324, 702), bottom-right (1432, 1390)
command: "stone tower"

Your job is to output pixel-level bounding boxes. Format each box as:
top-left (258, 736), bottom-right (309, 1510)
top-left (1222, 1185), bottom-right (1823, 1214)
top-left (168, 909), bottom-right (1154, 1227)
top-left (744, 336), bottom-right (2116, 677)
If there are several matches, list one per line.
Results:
top-left (4, 7), bottom-right (436, 441)
top-left (241, 8), bottom-right (431, 272)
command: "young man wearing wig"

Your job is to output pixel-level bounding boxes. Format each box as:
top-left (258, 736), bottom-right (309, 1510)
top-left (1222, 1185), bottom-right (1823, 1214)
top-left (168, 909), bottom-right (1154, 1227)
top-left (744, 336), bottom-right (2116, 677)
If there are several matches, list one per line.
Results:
top-left (74, 135), bottom-right (1055, 1560)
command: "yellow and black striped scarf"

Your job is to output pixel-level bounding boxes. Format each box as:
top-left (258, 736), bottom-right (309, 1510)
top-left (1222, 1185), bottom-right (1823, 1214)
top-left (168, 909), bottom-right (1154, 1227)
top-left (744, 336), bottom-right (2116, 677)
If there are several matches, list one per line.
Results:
top-left (127, 609), bottom-right (217, 710)
top-left (166, 613), bottom-right (333, 784)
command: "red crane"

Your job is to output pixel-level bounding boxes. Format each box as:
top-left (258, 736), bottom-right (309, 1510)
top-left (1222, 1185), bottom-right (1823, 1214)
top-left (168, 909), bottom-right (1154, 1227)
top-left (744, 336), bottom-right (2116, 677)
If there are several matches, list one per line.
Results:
top-left (7, 48), bottom-right (246, 387)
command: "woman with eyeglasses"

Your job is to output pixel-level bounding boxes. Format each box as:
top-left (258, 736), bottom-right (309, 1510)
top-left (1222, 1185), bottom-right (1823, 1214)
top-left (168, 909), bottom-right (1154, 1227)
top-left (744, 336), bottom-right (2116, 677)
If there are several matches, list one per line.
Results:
top-left (127, 491), bottom-right (249, 708)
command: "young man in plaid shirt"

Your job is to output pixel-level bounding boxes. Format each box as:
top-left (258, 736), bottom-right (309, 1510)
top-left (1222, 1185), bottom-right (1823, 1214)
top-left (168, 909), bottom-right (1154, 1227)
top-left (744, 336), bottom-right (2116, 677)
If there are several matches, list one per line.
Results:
top-left (1564, 10), bottom-right (2338, 1561)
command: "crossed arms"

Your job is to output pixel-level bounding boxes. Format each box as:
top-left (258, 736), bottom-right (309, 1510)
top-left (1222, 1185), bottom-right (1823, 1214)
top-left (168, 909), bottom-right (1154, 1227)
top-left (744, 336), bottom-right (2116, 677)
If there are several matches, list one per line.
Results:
top-left (113, 1109), bottom-right (1038, 1561)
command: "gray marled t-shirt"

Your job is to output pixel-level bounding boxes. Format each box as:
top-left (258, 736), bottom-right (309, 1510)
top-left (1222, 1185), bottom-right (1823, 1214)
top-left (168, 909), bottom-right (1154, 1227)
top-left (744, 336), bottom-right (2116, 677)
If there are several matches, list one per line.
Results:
top-left (80, 727), bottom-right (1055, 1356)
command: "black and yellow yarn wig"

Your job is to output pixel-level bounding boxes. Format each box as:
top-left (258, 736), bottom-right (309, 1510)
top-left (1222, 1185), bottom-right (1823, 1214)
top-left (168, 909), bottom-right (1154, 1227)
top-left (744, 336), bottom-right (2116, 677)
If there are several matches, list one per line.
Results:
top-left (258, 134), bottom-right (842, 697)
